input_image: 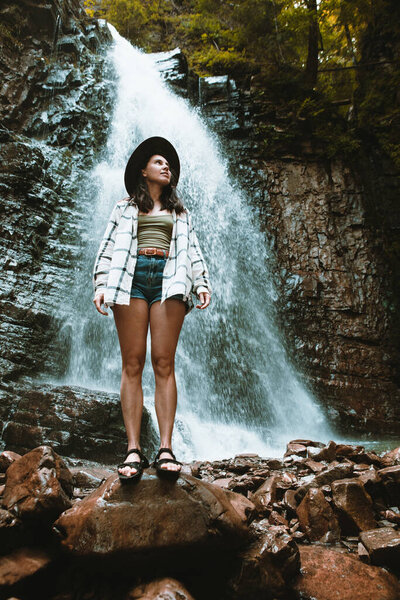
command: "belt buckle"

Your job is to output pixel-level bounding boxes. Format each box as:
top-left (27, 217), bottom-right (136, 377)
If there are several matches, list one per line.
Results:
top-left (144, 248), bottom-right (156, 256)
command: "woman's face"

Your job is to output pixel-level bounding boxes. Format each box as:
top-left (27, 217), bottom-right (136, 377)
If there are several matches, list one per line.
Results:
top-left (141, 154), bottom-right (171, 187)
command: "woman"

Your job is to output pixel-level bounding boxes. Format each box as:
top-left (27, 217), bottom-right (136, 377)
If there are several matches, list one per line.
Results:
top-left (93, 137), bottom-right (211, 482)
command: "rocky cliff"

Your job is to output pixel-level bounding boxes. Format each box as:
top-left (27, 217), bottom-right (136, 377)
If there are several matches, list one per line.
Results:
top-left (192, 71), bottom-right (400, 437)
top-left (0, 0), bottom-right (113, 381)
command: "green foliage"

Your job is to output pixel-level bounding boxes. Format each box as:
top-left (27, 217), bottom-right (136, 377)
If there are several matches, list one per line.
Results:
top-left (0, 21), bottom-right (23, 55)
top-left (191, 47), bottom-right (251, 77)
top-left (87, 0), bottom-right (176, 51)
top-left (94, 0), bottom-right (400, 166)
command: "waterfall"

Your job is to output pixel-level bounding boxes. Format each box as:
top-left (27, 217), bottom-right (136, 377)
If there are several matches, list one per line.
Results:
top-left (63, 24), bottom-right (333, 460)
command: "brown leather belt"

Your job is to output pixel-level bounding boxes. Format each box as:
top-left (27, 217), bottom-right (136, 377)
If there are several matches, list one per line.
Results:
top-left (138, 247), bottom-right (169, 258)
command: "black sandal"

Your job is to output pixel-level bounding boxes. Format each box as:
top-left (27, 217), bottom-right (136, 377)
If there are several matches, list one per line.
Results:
top-left (153, 447), bottom-right (182, 479)
top-left (117, 448), bottom-right (149, 482)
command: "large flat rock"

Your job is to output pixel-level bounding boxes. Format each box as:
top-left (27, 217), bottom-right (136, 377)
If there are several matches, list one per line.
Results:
top-left (294, 545), bottom-right (400, 600)
top-left (54, 470), bottom-right (254, 565)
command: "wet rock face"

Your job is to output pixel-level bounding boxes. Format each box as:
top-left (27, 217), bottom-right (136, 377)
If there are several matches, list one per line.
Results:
top-left (0, 380), bottom-right (158, 463)
top-left (331, 478), bottom-right (377, 535)
top-left (360, 527), bottom-right (400, 570)
top-left (0, 547), bottom-right (52, 589)
top-left (3, 446), bottom-right (73, 524)
top-left (296, 487), bottom-right (340, 542)
top-left (54, 470), bottom-right (253, 560)
top-left (126, 578), bottom-right (195, 600)
top-left (260, 160), bottom-right (400, 434)
top-left (0, 0), bottom-right (112, 135)
top-left (229, 525), bottom-right (300, 599)
top-left (294, 545), bottom-right (400, 600)
top-left (0, 0), bottom-right (114, 382)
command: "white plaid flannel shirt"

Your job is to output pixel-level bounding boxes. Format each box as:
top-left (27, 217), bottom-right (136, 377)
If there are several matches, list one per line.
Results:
top-left (93, 199), bottom-right (211, 313)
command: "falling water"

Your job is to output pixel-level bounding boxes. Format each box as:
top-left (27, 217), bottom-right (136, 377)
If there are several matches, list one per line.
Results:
top-left (64, 24), bottom-right (333, 460)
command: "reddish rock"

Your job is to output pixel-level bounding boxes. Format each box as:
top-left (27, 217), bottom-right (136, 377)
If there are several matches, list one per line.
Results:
top-left (70, 465), bottom-right (112, 491)
top-left (304, 458), bottom-right (325, 473)
top-left (268, 510), bottom-right (289, 527)
top-left (235, 453), bottom-right (261, 459)
top-left (307, 440), bottom-right (337, 462)
top-left (378, 465), bottom-right (400, 506)
top-left (54, 470), bottom-right (253, 562)
top-left (230, 527), bottom-right (300, 598)
top-left (357, 467), bottom-right (383, 502)
top-left (293, 545), bottom-right (400, 599)
top-left (212, 477), bottom-right (232, 489)
top-left (281, 471), bottom-right (297, 487)
top-left (284, 442), bottom-right (308, 458)
top-left (358, 542), bottom-right (370, 563)
top-left (3, 446), bottom-right (73, 523)
top-left (229, 476), bottom-right (256, 494)
top-left (253, 472), bottom-right (297, 512)
top-left (229, 457), bottom-right (257, 474)
top-left (284, 454), bottom-right (306, 466)
top-left (125, 578), bottom-right (195, 600)
top-left (353, 463), bottom-right (370, 472)
top-left (251, 474), bottom-right (283, 512)
top-left (283, 489), bottom-right (298, 513)
top-left (0, 547), bottom-right (51, 587)
top-left (221, 488), bottom-right (256, 524)
top-left (189, 461), bottom-right (202, 478)
top-left (287, 440), bottom-right (324, 449)
top-left (295, 463), bottom-right (354, 501)
top-left (0, 451), bottom-right (21, 473)
top-left (359, 452), bottom-right (382, 466)
top-left (296, 488), bottom-right (340, 542)
top-left (381, 508), bottom-right (400, 525)
top-left (335, 444), bottom-right (364, 458)
top-left (0, 509), bottom-right (25, 554)
top-left (331, 478), bottom-right (376, 535)
top-left (380, 447), bottom-right (400, 467)
top-left (358, 467), bottom-right (381, 486)
top-left (360, 527), bottom-right (400, 569)
top-left (265, 458), bottom-right (284, 470)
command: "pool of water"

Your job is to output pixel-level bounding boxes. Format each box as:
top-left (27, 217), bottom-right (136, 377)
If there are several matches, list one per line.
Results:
top-left (337, 436), bottom-right (399, 456)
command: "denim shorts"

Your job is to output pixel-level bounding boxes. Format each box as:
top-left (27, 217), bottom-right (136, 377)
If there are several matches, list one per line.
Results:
top-left (130, 252), bottom-right (184, 307)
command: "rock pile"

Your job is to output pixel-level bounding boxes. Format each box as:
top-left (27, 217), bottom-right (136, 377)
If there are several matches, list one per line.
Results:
top-left (0, 440), bottom-right (399, 599)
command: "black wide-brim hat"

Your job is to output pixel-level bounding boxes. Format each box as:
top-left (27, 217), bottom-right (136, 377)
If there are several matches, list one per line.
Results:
top-left (124, 136), bottom-right (180, 196)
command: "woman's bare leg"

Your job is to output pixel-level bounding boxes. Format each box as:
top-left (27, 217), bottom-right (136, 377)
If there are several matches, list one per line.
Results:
top-left (149, 299), bottom-right (186, 471)
top-left (113, 298), bottom-right (149, 476)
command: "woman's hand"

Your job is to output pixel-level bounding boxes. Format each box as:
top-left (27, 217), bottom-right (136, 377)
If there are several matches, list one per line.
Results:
top-left (196, 292), bottom-right (211, 310)
top-left (93, 292), bottom-right (108, 316)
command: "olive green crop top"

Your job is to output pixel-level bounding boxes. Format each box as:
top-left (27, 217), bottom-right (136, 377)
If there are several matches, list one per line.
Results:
top-left (137, 213), bottom-right (173, 251)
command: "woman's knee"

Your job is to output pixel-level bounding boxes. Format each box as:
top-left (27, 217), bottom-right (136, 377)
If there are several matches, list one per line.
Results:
top-left (122, 357), bottom-right (145, 380)
top-left (151, 355), bottom-right (174, 379)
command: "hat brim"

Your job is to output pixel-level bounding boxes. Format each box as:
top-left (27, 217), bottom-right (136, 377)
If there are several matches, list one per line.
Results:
top-left (124, 136), bottom-right (180, 196)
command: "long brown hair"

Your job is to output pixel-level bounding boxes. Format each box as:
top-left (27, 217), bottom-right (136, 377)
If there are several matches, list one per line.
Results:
top-left (129, 169), bottom-right (186, 215)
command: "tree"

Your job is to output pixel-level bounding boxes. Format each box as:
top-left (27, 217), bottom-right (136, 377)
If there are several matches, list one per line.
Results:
top-left (304, 0), bottom-right (320, 88)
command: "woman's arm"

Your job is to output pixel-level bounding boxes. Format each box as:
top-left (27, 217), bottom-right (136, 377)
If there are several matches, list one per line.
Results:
top-left (92, 202), bottom-right (122, 299)
top-left (188, 213), bottom-right (211, 306)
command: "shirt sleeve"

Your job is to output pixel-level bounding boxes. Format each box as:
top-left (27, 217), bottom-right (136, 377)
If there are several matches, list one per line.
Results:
top-left (188, 212), bottom-right (212, 296)
top-left (92, 202), bottom-right (122, 297)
